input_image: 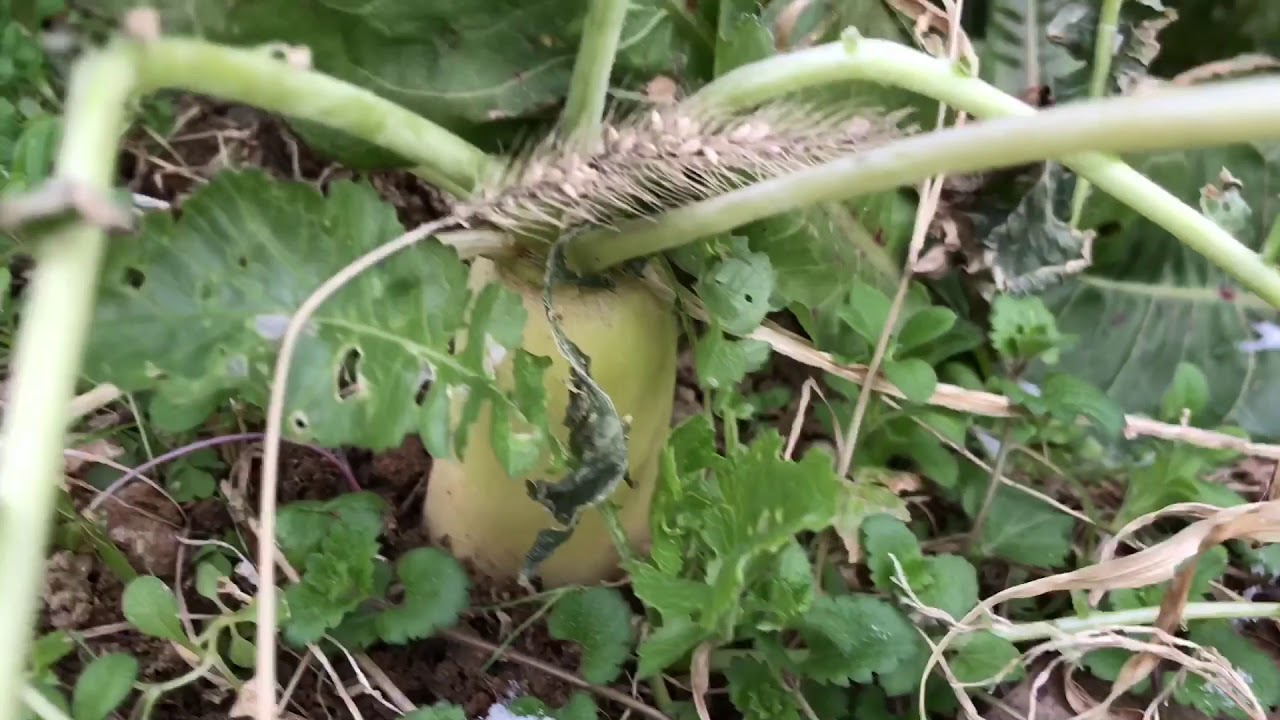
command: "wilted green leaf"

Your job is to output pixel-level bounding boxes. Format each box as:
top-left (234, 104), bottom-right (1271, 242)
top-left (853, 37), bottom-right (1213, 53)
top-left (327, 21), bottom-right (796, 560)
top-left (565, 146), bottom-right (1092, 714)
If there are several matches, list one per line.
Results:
top-left (831, 472), bottom-right (910, 559)
top-left (978, 164), bottom-right (1093, 294)
top-left (71, 654), bottom-right (137, 720)
top-left (122, 576), bottom-right (185, 643)
top-left (548, 588), bottom-right (635, 684)
top-left (1045, 0), bottom-right (1176, 101)
top-left (794, 594), bottom-right (918, 686)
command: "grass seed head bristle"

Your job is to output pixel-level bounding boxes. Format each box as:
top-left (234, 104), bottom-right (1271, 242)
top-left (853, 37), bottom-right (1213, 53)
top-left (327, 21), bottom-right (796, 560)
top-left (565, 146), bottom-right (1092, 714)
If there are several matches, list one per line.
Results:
top-left (456, 101), bottom-right (914, 232)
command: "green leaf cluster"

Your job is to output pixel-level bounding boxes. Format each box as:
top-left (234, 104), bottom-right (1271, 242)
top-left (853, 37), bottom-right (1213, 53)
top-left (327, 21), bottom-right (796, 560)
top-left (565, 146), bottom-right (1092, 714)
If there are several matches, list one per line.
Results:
top-left (275, 492), bottom-right (469, 647)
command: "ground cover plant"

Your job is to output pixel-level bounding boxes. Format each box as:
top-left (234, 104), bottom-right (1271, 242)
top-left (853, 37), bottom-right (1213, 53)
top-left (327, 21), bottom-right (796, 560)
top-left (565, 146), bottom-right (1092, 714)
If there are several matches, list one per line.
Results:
top-left (4, 1), bottom-right (1280, 719)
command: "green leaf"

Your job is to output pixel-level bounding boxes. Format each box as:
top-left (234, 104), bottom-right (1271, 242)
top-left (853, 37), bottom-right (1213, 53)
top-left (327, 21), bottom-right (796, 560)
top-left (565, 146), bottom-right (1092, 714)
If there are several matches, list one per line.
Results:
top-left (746, 205), bottom-right (901, 312)
top-left (948, 632), bottom-right (1024, 686)
top-left (1038, 372), bottom-right (1126, 438)
top-left (794, 594), bottom-right (918, 686)
top-left (981, 0), bottom-right (1081, 96)
top-left (838, 282), bottom-right (893, 346)
top-left (122, 577), bottom-right (185, 643)
top-left (862, 513), bottom-right (926, 593)
top-left (990, 294), bottom-right (1073, 365)
top-left (830, 474), bottom-right (910, 561)
top-left (727, 657), bottom-right (801, 720)
top-left (71, 654), bottom-right (137, 720)
top-left (694, 329), bottom-right (771, 389)
top-left (1159, 362), bottom-right (1212, 422)
top-left (628, 563), bottom-right (715, 622)
top-left (28, 632), bottom-right (74, 677)
top-left (1182, 620), bottom-right (1280, 713)
top-left (377, 548), bottom-right (469, 644)
top-left (1045, 0), bottom-right (1176, 102)
top-left (962, 478), bottom-right (1074, 568)
top-left (283, 521), bottom-right (379, 646)
top-left (403, 703), bottom-right (468, 720)
top-left (696, 253), bottom-right (775, 336)
top-left (1038, 146), bottom-right (1280, 439)
top-left (547, 588), bottom-right (634, 684)
top-left (636, 616), bottom-right (709, 678)
top-left (715, 0), bottom-right (774, 77)
top-left (276, 492), bottom-right (385, 568)
top-left (897, 306), bottom-right (958, 354)
top-left (742, 540), bottom-right (817, 631)
top-left (86, 171), bottom-right (546, 454)
top-left (701, 434), bottom-right (843, 633)
top-left (195, 557), bottom-right (231, 601)
top-left (977, 163), bottom-right (1094, 294)
top-left (882, 358), bottom-right (937, 405)
top-left (108, 0), bottom-right (679, 144)
top-left (229, 631), bottom-right (256, 668)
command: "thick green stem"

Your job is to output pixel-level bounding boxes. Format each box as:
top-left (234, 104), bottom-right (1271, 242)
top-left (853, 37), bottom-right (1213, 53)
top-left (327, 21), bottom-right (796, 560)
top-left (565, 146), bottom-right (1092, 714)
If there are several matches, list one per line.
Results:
top-left (1070, 0), bottom-right (1126, 223)
top-left (569, 71), bottom-right (1280, 309)
top-left (994, 601), bottom-right (1280, 643)
top-left (0, 42), bottom-right (136, 720)
top-left (562, 0), bottom-right (629, 145)
top-left (131, 38), bottom-right (493, 196)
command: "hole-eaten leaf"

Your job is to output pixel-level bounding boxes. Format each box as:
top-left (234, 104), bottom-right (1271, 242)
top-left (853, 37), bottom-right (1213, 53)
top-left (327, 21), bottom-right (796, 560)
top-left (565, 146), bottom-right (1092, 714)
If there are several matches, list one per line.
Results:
top-left (336, 346), bottom-right (362, 400)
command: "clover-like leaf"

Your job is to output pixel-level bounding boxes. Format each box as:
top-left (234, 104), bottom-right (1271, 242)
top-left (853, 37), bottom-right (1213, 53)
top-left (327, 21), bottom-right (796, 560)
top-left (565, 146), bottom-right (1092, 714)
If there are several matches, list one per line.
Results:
top-left (86, 171), bottom-right (548, 459)
top-left (377, 548), bottom-right (469, 644)
top-left (547, 588), bottom-right (635, 684)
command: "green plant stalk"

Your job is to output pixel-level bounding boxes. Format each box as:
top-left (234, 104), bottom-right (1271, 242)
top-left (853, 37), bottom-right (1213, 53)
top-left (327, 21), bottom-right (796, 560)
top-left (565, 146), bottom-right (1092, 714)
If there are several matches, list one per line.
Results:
top-left (130, 37), bottom-right (493, 196)
top-left (995, 601), bottom-right (1280, 643)
top-left (1261, 213), bottom-right (1280, 267)
top-left (1070, 0), bottom-right (1126, 223)
top-left (569, 73), bottom-right (1280, 309)
top-left (562, 0), bottom-right (629, 145)
top-left (0, 42), bottom-right (137, 720)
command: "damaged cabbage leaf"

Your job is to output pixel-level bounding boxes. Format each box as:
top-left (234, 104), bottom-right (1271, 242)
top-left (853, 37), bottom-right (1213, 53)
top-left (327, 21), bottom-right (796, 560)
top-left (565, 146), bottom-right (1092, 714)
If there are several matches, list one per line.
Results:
top-left (86, 171), bottom-right (550, 464)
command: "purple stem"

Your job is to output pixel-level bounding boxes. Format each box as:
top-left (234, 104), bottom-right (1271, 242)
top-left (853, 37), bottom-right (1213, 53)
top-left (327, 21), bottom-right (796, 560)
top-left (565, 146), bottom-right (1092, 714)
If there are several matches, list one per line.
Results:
top-left (87, 432), bottom-right (360, 513)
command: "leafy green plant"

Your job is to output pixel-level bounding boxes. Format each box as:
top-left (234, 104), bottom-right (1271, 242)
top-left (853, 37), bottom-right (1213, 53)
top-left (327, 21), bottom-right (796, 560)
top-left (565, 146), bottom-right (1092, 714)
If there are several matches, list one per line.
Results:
top-left (6, 1), bottom-right (1280, 718)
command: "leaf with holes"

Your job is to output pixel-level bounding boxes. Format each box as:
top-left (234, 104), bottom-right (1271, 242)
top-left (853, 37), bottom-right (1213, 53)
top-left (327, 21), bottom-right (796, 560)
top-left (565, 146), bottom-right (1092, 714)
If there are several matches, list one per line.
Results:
top-left (547, 587), bottom-right (635, 684)
top-left (85, 171), bottom-right (549, 461)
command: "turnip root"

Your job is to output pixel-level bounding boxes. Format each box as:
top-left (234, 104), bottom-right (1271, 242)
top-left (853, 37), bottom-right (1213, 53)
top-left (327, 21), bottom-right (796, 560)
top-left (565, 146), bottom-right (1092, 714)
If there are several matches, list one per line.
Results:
top-left (424, 255), bottom-right (677, 586)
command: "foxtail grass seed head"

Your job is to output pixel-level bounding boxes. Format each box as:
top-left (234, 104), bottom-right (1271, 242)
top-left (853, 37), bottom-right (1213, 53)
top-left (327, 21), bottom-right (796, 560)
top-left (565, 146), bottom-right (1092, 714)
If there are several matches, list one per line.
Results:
top-left (454, 102), bottom-right (913, 233)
